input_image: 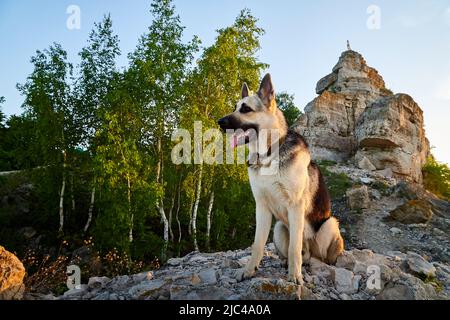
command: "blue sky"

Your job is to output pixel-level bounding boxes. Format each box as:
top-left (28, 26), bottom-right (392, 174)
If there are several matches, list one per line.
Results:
top-left (0, 0), bottom-right (449, 163)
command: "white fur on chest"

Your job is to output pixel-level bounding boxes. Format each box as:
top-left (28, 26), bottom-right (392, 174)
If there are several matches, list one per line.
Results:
top-left (248, 164), bottom-right (315, 241)
top-left (248, 169), bottom-right (289, 224)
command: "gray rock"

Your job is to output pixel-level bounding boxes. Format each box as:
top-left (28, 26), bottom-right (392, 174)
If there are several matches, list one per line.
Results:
top-left (92, 292), bottom-right (110, 300)
top-left (406, 252), bottom-right (436, 278)
top-left (358, 157), bottom-right (376, 171)
top-left (198, 268), bottom-right (219, 285)
top-left (167, 258), bottom-right (183, 266)
top-left (63, 285), bottom-right (88, 297)
top-left (88, 276), bottom-right (110, 289)
top-left (336, 251), bottom-right (356, 270)
top-left (377, 168), bottom-right (393, 179)
top-left (389, 227), bottom-right (402, 236)
top-left (390, 200), bottom-right (433, 224)
top-left (128, 279), bottom-right (166, 298)
top-left (333, 268), bottom-right (359, 294)
top-left (346, 185), bottom-right (370, 210)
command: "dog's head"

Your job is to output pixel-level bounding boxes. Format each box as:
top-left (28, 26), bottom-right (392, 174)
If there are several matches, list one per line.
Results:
top-left (218, 73), bottom-right (285, 148)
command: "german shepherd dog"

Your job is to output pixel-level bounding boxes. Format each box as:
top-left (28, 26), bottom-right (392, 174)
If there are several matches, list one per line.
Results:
top-left (218, 74), bottom-right (344, 285)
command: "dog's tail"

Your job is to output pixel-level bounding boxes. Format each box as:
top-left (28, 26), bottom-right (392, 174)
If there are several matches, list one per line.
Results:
top-left (313, 217), bottom-right (344, 264)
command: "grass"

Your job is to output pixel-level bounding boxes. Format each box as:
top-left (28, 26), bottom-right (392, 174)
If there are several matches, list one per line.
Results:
top-left (317, 160), bottom-right (352, 199)
top-left (420, 274), bottom-right (444, 293)
top-left (370, 180), bottom-right (390, 196)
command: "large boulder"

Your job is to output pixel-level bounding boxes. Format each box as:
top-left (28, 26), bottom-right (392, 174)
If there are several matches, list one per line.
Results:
top-left (389, 199), bottom-right (433, 224)
top-left (0, 246), bottom-right (26, 300)
top-left (294, 49), bottom-right (430, 183)
top-left (355, 94), bottom-right (429, 182)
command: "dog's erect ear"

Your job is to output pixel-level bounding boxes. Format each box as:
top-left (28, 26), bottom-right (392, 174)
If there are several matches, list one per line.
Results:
top-left (242, 82), bottom-right (249, 98)
top-left (258, 73), bottom-right (275, 108)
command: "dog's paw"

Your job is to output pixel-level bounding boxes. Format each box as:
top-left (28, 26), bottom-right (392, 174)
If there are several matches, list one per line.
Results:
top-left (234, 267), bottom-right (255, 282)
top-left (288, 272), bottom-right (304, 286)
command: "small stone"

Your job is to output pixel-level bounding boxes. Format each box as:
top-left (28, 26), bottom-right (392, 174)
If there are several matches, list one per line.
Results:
top-left (333, 268), bottom-right (359, 294)
top-left (88, 276), bottom-right (110, 289)
top-left (389, 227), bottom-right (402, 236)
top-left (406, 252), bottom-right (436, 278)
top-left (92, 292), bottom-right (110, 300)
top-left (346, 185), bottom-right (370, 210)
top-left (63, 285), bottom-right (88, 297)
top-left (309, 257), bottom-right (333, 279)
top-left (339, 293), bottom-right (351, 300)
top-left (166, 258), bottom-right (183, 266)
top-left (360, 177), bottom-right (374, 184)
top-left (390, 200), bottom-right (433, 224)
top-left (377, 168), bottom-right (393, 179)
top-left (358, 157), bottom-right (376, 171)
top-left (198, 268), bottom-right (219, 285)
top-left (128, 279), bottom-right (166, 298)
top-left (336, 251), bottom-right (356, 269)
top-left (386, 251), bottom-right (407, 261)
top-left (132, 271), bottom-right (153, 282)
top-left (237, 256), bottom-right (250, 267)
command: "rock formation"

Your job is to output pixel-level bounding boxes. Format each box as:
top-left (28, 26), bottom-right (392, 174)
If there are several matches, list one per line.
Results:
top-left (294, 49), bottom-right (430, 183)
top-left (0, 246), bottom-right (25, 300)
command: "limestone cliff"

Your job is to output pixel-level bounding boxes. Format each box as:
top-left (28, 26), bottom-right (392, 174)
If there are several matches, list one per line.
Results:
top-left (294, 50), bottom-right (430, 183)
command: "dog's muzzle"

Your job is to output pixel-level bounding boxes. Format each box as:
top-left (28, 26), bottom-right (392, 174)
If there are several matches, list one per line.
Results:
top-left (218, 116), bottom-right (231, 132)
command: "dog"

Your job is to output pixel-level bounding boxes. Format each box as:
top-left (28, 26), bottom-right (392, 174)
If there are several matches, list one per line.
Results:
top-left (218, 74), bottom-right (344, 285)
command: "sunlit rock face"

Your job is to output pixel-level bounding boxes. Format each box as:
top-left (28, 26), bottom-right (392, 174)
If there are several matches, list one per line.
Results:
top-left (0, 246), bottom-right (25, 300)
top-left (294, 50), bottom-right (430, 182)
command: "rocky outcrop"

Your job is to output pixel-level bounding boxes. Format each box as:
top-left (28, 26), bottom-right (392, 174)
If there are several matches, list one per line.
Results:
top-left (55, 244), bottom-right (448, 300)
top-left (0, 246), bottom-right (26, 300)
top-left (294, 49), bottom-right (430, 182)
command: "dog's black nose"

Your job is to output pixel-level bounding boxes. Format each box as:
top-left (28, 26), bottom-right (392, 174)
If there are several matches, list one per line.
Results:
top-left (218, 117), bottom-right (229, 128)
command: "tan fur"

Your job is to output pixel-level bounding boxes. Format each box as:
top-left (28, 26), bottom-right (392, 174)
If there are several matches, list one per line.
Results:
top-left (219, 74), bottom-right (344, 285)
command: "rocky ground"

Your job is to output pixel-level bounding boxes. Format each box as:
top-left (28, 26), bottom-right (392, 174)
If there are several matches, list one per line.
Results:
top-left (328, 164), bottom-right (450, 263)
top-left (30, 243), bottom-right (447, 301)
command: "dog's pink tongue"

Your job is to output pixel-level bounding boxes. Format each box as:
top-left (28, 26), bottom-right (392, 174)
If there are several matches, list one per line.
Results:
top-left (230, 135), bottom-right (238, 149)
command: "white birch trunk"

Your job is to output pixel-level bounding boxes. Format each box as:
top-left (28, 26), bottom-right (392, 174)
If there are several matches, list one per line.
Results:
top-left (175, 181), bottom-right (182, 244)
top-left (168, 194), bottom-right (175, 242)
top-left (127, 175), bottom-right (133, 242)
top-left (206, 191), bottom-right (215, 251)
top-left (83, 186), bottom-right (95, 232)
top-left (58, 176), bottom-right (66, 233)
top-left (192, 165), bottom-right (203, 252)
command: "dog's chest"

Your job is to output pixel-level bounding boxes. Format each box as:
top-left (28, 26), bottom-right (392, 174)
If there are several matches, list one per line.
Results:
top-left (248, 169), bottom-right (289, 224)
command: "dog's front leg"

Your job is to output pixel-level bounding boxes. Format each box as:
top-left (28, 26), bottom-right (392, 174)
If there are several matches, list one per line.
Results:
top-left (237, 203), bottom-right (272, 281)
top-left (288, 202), bottom-right (305, 285)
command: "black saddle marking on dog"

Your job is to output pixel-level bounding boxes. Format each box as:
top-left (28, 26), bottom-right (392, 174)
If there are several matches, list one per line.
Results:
top-left (307, 161), bottom-right (332, 232)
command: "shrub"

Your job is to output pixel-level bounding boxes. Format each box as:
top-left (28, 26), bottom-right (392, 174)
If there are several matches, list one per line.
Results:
top-left (422, 157), bottom-right (450, 200)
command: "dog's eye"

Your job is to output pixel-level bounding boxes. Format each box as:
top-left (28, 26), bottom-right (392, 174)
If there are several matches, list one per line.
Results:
top-left (240, 104), bottom-right (253, 114)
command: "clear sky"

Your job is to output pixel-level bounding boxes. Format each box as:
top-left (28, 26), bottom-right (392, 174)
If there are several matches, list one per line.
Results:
top-left (0, 0), bottom-right (449, 164)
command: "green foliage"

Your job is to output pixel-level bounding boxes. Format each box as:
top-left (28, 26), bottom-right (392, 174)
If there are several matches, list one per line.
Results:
top-left (370, 180), bottom-right (390, 196)
top-left (276, 92), bottom-right (302, 127)
top-left (0, 96), bottom-right (5, 128)
top-left (317, 160), bottom-right (352, 199)
top-left (0, 1), bottom-right (304, 286)
top-left (422, 156), bottom-right (450, 200)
